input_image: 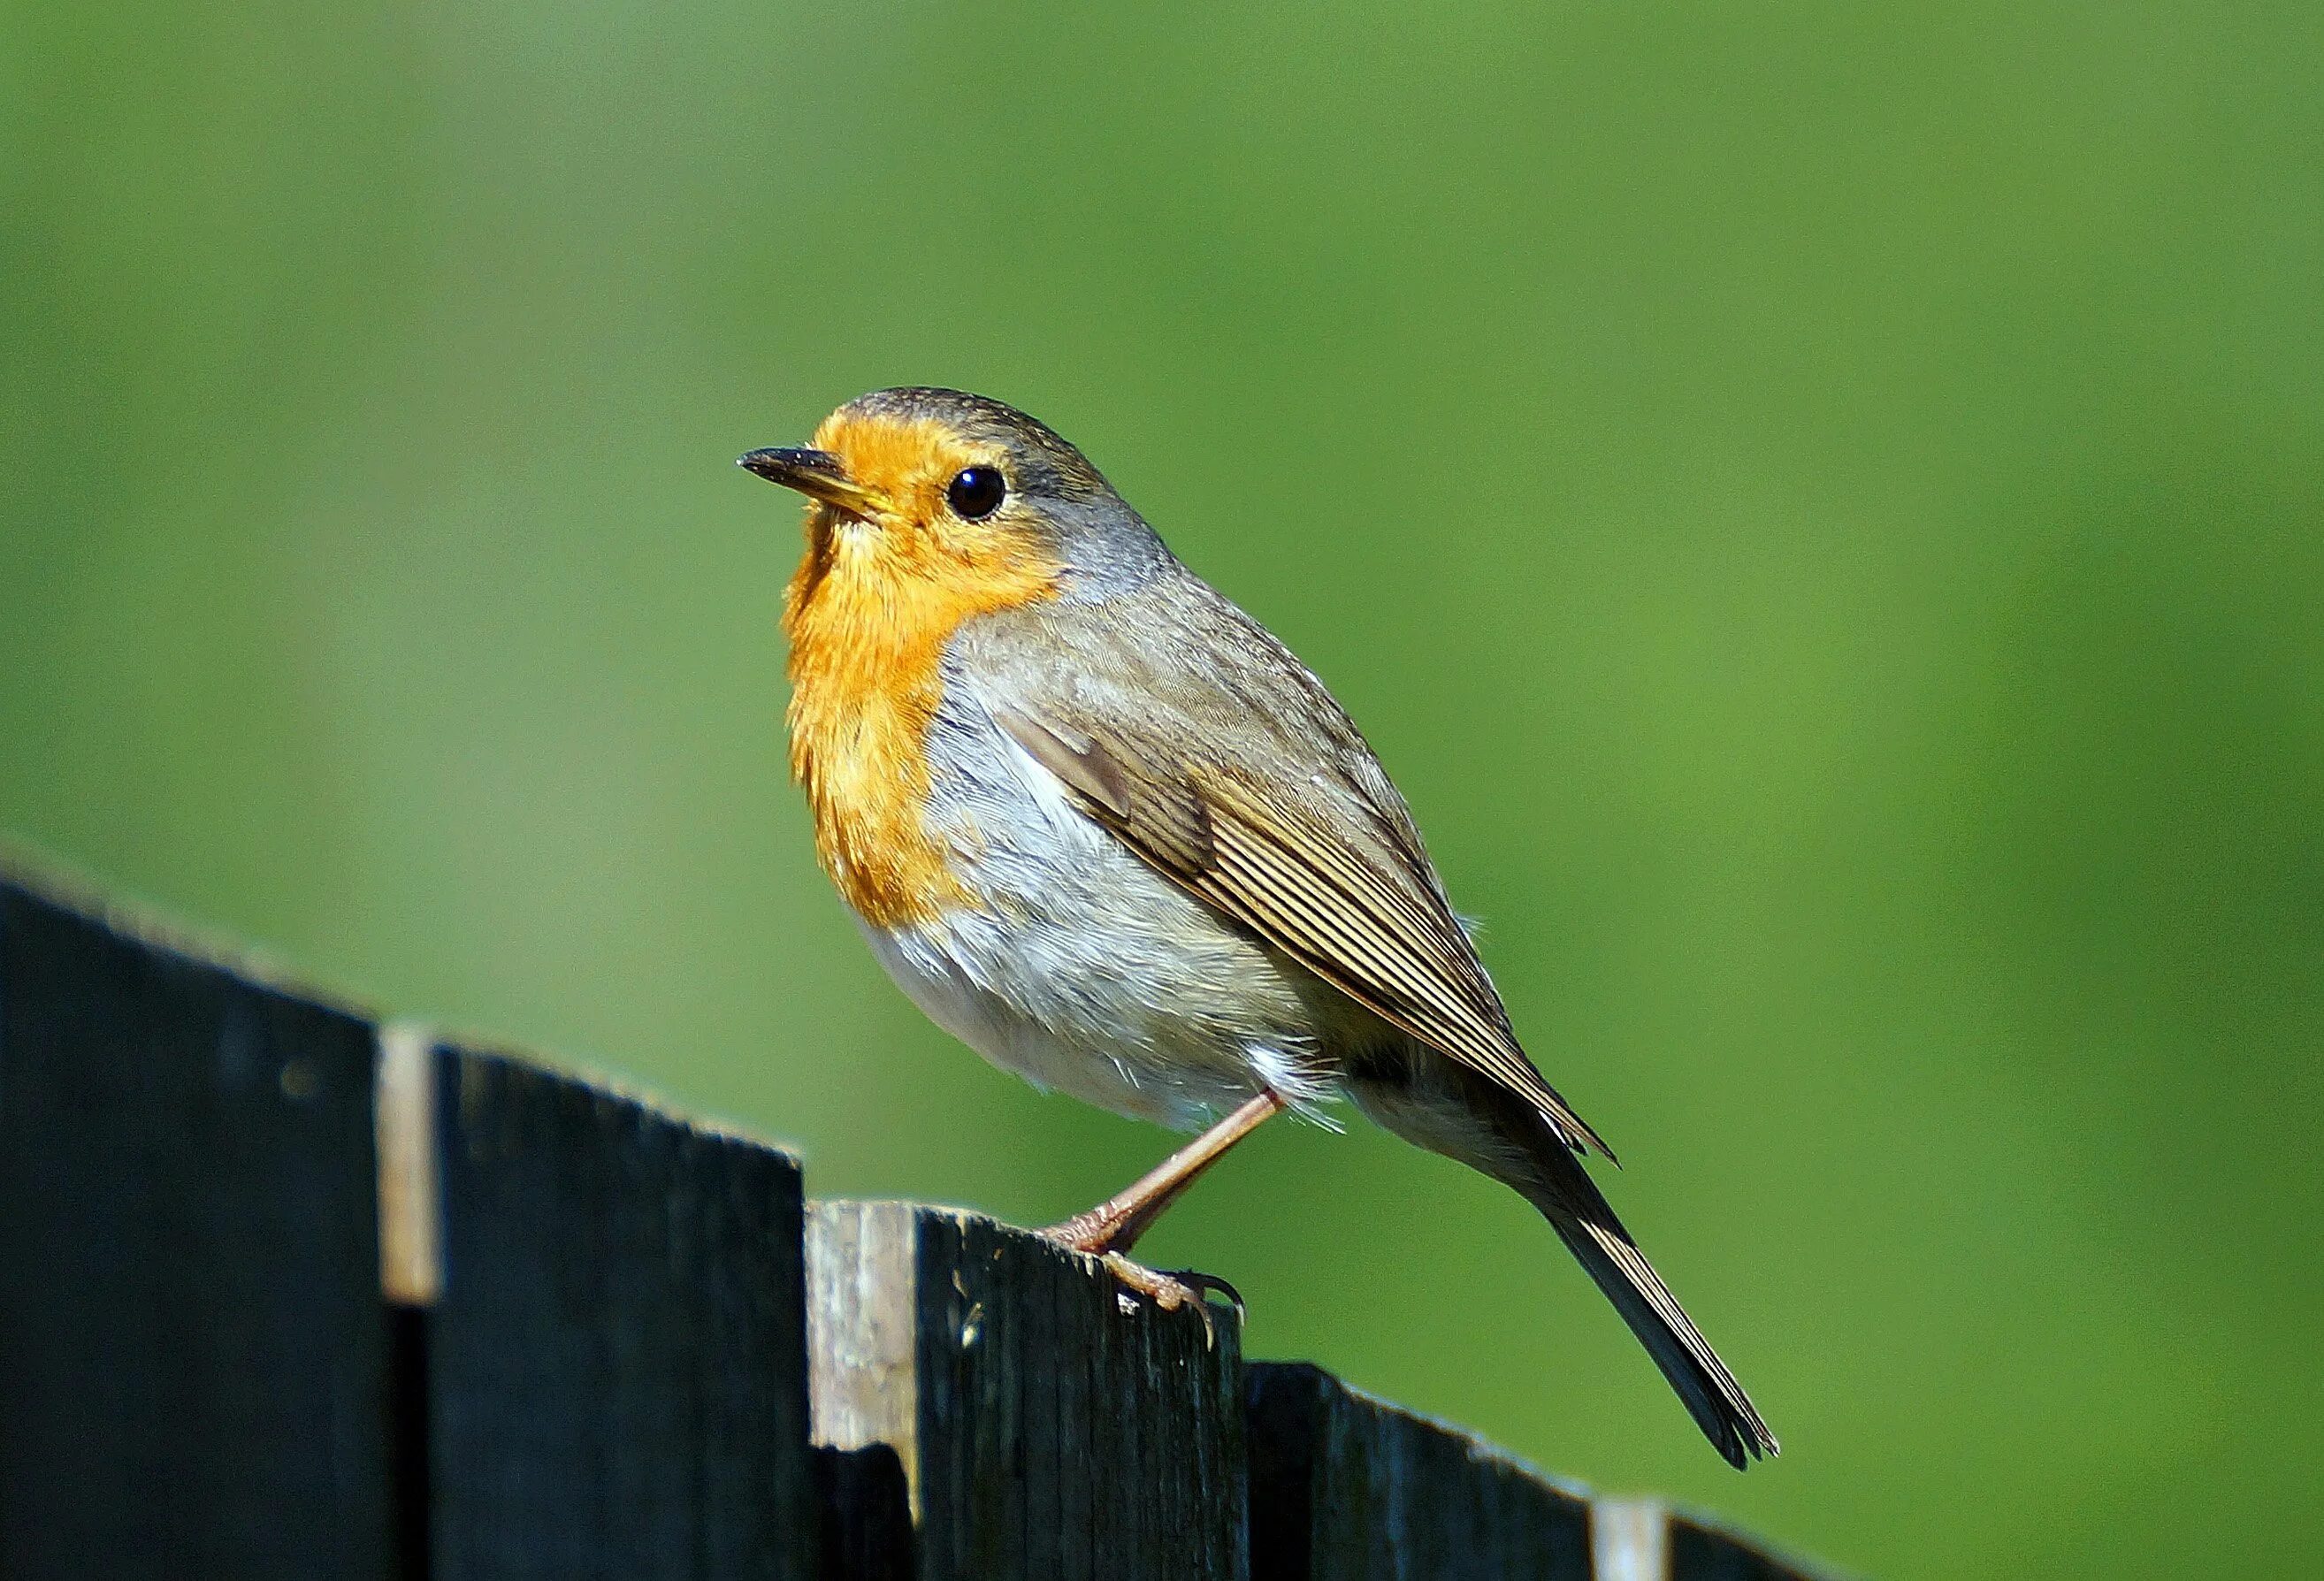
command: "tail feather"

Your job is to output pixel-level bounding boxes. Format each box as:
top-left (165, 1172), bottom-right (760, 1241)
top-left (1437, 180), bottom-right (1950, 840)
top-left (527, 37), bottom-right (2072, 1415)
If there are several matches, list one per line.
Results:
top-left (1543, 1207), bottom-right (1778, 1469)
top-left (1348, 1058), bottom-right (1777, 1467)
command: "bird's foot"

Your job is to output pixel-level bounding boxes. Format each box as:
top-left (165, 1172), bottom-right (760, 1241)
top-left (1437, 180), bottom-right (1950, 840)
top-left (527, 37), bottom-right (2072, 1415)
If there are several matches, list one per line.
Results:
top-left (1095, 1253), bottom-right (1243, 1347)
top-left (1035, 1225), bottom-right (1243, 1346)
top-left (1095, 1253), bottom-right (1243, 1318)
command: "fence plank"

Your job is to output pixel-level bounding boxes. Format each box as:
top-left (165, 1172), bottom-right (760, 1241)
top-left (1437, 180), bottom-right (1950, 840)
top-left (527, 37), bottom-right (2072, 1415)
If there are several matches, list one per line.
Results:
top-left (808, 1200), bottom-right (1248, 1581)
top-left (1247, 1361), bottom-right (1594, 1579)
top-left (1591, 1498), bottom-right (1671, 1581)
top-left (1668, 1508), bottom-right (1843, 1581)
top-left (1592, 1497), bottom-right (1847, 1581)
top-left (0, 873), bottom-right (401, 1579)
top-left (422, 1040), bottom-right (814, 1580)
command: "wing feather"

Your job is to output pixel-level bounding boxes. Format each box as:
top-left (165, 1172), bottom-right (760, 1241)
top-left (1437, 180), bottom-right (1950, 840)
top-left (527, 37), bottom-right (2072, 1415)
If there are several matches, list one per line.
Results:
top-left (994, 699), bottom-right (1613, 1160)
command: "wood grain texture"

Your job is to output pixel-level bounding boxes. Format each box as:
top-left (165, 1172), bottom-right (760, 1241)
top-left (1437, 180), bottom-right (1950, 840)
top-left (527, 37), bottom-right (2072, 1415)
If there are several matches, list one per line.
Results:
top-left (0, 872), bottom-right (401, 1580)
top-left (425, 1042), bottom-right (813, 1581)
top-left (1247, 1362), bottom-right (1594, 1580)
top-left (808, 1200), bottom-right (1248, 1581)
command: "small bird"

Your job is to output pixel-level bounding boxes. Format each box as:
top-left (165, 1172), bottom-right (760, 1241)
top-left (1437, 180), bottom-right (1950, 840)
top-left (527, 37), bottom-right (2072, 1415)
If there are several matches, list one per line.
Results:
top-left (741, 388), bottom-right (1777, 1467)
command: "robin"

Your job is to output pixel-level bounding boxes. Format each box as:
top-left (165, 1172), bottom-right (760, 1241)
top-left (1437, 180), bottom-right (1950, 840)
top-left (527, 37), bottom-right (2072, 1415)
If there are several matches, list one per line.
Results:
top-left (740, 387), bottom-right (1777, 1468)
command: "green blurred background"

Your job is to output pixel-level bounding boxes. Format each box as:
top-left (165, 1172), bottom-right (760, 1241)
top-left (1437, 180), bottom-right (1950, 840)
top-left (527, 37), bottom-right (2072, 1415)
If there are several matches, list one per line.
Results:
top-left (5, 4), bottom-right (2320, 1574)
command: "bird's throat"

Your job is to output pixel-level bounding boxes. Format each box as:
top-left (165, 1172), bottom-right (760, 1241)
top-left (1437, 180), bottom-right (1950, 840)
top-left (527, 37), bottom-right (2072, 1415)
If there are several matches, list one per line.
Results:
top-left (781, 525), bottom-right (1058, 928)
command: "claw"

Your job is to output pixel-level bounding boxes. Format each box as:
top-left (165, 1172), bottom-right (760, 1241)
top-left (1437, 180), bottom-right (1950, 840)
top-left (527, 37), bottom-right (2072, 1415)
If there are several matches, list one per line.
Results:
top-left (1158, 1267), bottom-right (1244, 1315)
top-left (1093, 1252), bottom-right (1238, 1347)
top-left (1036, 1219), bottom-right (1244, 1347)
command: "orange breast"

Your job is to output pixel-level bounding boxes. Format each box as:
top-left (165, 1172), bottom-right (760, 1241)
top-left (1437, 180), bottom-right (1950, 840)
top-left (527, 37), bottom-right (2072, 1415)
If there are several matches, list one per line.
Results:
top-left (783, 504), bottom-right (1059, 928)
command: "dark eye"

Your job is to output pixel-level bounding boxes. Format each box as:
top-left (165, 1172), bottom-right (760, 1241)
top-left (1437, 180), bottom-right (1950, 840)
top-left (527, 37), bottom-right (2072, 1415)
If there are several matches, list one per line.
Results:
top-left (946, 467), bottom-right (1007, 520)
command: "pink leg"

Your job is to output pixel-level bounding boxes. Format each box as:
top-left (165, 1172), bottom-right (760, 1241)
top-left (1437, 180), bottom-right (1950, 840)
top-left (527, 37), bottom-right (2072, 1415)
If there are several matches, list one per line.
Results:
top-left (1043, 1090), bottom-right (1287, 1257)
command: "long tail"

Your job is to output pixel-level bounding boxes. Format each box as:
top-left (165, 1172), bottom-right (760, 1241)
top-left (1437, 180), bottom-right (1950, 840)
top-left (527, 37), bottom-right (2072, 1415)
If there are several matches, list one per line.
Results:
top-left (1534, 1171), bottom-right (1778, 1469)
top-left (1351, 1060), bottom-right (1777, 1467)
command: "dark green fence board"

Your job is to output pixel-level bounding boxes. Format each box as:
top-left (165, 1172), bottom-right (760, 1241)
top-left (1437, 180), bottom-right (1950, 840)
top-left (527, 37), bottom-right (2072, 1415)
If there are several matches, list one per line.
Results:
top-left (424, 1043), bottom-right (814, 1580)
top-left (0, 875), bottom-right (399, 1579)
top-left (1247, 1361), bottom-right (1593, 1580)
top-left (808, 1201), bottom-right (1248, 1581)
top-left (1670, 1508), bottom-right (1843, 1581)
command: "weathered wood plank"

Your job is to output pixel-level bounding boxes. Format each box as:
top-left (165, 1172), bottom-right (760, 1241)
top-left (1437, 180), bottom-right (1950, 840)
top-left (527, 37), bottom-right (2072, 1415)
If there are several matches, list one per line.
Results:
top-left (1247, 1361), bottom-right (1594, 1579)
top-left (1591, 1498), bottom-right (1671, 1581)
top-left (0, 872), bottom-right (401, 1579)
top-left (420, 1039), bottom-right (814, 1580)
top-left (1668, 1507), bottom-right (1846, 1580)
top-left (808, 1200), bottom-right (1248, 1581)
top-left (1593, 1497), bottom-right (1848, 1581)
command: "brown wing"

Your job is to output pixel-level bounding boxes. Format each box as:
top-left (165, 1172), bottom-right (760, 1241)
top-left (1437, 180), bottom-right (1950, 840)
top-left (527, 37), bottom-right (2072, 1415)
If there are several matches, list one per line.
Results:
top-left (994, 700), bottom-right (1614, 1161)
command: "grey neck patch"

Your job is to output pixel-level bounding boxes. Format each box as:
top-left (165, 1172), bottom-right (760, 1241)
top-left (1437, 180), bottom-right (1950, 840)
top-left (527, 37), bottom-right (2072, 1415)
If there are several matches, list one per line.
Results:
top-left (1045, 500), bottom-right (1180, 604)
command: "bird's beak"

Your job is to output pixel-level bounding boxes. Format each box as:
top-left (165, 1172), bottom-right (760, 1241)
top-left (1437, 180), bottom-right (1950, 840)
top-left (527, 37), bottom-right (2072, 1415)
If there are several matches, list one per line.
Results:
top-left (737, 447), bottom-right (890, 518)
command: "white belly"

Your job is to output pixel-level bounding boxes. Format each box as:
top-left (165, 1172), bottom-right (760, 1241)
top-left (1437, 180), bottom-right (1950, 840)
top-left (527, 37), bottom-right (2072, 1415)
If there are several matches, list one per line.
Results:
top-left (857, 719), bottom-right (1344, 1128)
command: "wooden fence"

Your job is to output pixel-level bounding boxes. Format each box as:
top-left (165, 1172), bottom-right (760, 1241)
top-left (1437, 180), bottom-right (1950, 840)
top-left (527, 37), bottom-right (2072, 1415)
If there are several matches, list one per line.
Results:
top-left (0, 860), bottom-right (1841, 1579)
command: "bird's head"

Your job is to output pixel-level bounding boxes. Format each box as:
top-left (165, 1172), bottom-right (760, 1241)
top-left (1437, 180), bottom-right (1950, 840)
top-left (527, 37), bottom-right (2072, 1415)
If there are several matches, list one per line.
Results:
top-left (741, 388), bottom-right (1168, 629)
